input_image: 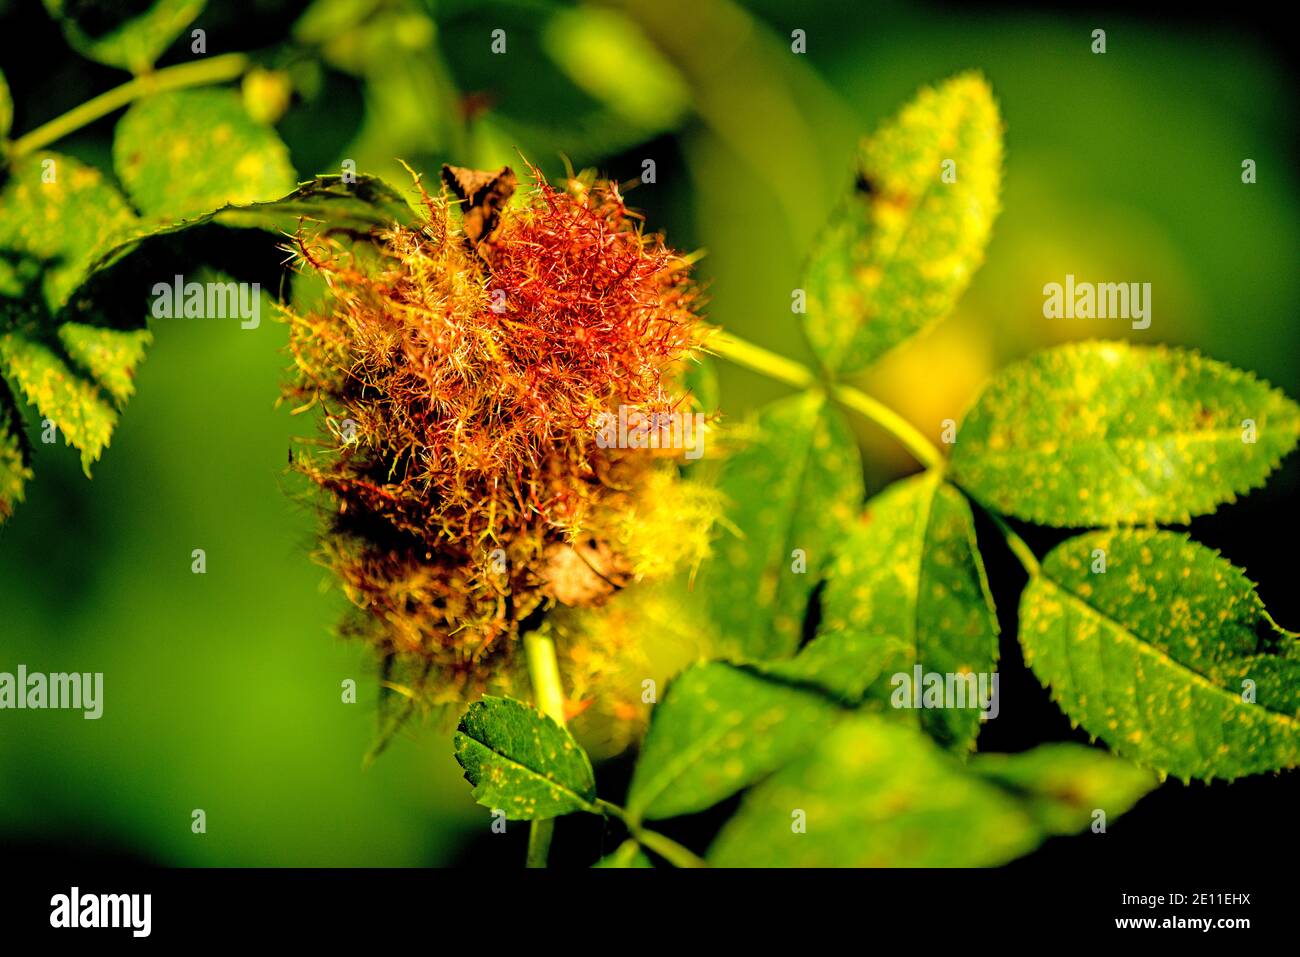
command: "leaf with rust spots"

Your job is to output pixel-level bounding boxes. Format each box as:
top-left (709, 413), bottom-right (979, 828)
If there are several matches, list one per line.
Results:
top-left (820, 472), bottom-right (1000, 752)
top-left (708, 717), bottom-right (1152, 867)
top-left (696, 392), bottom-right (863, 659)
top-left (626, 662), bottom-right (843, 822)
top-left (454, 695), bottom-right (597, 819)
top-left (951, 341), bottom-right (1300, 526)
top-left (803, 72), bottom-right (1003, 374)
top-left (0, 378), bottom-right (32, 519)
top-left (113, 88), bottom-right (296, 224)
top-left (626, 629), bottom-right (882, 822)
top-left (0, 153), bottom-right (140, 309)
top-left (1020, 529), bottom-right (1300, 781)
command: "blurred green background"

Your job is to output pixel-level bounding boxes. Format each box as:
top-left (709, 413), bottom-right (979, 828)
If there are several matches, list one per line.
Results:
top-left (1, 0), bottom-right (1296, 865)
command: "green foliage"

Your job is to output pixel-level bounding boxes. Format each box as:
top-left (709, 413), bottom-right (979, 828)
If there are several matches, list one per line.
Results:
top-left (0, 167), bottom-right (407, 519)
top-left (43, 0), bottom-right (205, 73)
top-left (697, 392), bottom-right (863, 658)
top-left (970, 744), bottom-right (1158, 835)
top-left (625, 626), bottom-right (887, 822)
top-left (1020, 530), bottom-right (1300, 781)
top-left (802, 72), bottom-right (1003, 375)
top-left (747, 627), bottom-right (885, 705)
top-left (113, 89), bottom-right (297, 223)
top-left (92, 174), bottom-right (414, 269)
top-left (625, 661), bottom-right (844, 822)
top-left (819, 471), bottom-right (999, 752)
top-left (593, 840), bottom-right (654, 868)
top-left (707, 717), bottom-right (1152, 867)
top-left (0, 333), bottom-right (120, 475)
top-left (951, 341), bottom-right (1300, 526)
top-left (0, 69), bottom-right (11, 140)
top-left (0, 157), bottom-right (153, 477)
top-left (541, 8), bottom-right (688, 133)
top-left (57, 324), bottom-right (152, 405)
top-left (0, 379), bottom-right (30, 519)
top-left (0, 152), bottom-right (140, 309)
top-left (453, 696), bottom-right (598, 820)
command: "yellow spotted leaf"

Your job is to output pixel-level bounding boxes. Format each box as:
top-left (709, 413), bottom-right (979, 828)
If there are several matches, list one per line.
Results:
top-left (950, 341), bottom-right (1300, 526)
top-left (625, 661), bottom-right (844, 822)
top-left (697, 392), bottom-right (863, 659)
top-left (113, 88), bottom-right (296, 224)
top-left (0, 379), bottom-right (32, 520)
top-left (1020, 529), bottom-right (1300, 781)
top-left (803, 72), bottom-right (1003, 374)
top-left (0, 333), bottom-right (119, 475)
top-left (58, 323), bottom-right (152, 405)
top-left (0, 153), bottom-right (140, 309)
top-left (819, 472), bottom-right (1000, 752)
top-left (453, 696), bottom-right (597, 820)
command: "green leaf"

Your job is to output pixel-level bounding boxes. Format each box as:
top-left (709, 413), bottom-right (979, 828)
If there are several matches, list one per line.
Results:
top-left (626, 662), bottom-right (843, 822)
top-left (697, 392), bottom-right (863, 658)
top-left (0, 333), bottom-right (118, 475)
top-left (708, 716), bottom-right (1041, 867)
top-left (0, 379), bottom-right (32, 520)
top-left (0, 153), bottom-right (153, 492)
top-left (86, 174), bottom-right (415, 283)
top-left (58, 324), bottom-right (152, 405)
top-left (820, 472), bottom-right (999, 752)
top-left (593, 839), bottom-right (654, 868)
top-left (971, 744), bottom-right (1158, 835)
top-left (113, 89), bottom-right (296, 223)
top-left (803, 72), bottom-right (1003, 374)
top-left (43, 0), bottom-right (205, 73)
top-left (0, 69), bottom-right (12, 139)
top-left (541, 8), bottom-right (689, 133)
top-left (950, 341), bottom-right (1300, 526)
top-left (1020, 529), bottom-right (1300, 781)
top-left (0, 152), bottom-right (140, 309)
top-left (453, 695), bottom-right (597, 820)
top-left (0, 171), bottom-right (405, 523)
top-left (749, 627), bottom-right (888, 705)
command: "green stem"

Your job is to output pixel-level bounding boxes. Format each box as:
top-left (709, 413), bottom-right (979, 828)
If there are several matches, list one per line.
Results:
top-left (964, 491), bottom-right (1041, 578)
top-left (596, 799), bottom-right (708, 869)
top-left (523, 630), bottom-right (567, 868)
top-left (525, 817), bottom-right (555, 870)
top-left (829, 381), bottom-right (945, 471)
top-left (709, 330), bottom-right (818, 391)
top-left (7, 53), bottom-right (251, 159)
top-left (710, 329), bottom-right (944, 470)
top-left (710, 327), bottom-right (1039, 574)
top-left (521, 637), bottom-right (706, 868)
